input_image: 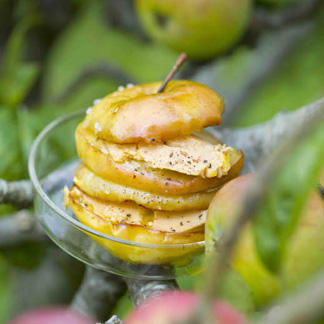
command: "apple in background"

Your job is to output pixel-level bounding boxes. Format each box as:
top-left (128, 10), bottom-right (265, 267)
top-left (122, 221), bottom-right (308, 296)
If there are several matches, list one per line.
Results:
top-left (281, 190), bottom-right (324, 289)
top-left (125, 290), bottom-right (246, 324)
top-left (206, 174), bottom-right (281, 307)
top-left (206, 174), bottom-right (324, 307)
top-left (135, 0), bottom-right (252, 61)
top-left (8, 307), bottom-right (95, 324)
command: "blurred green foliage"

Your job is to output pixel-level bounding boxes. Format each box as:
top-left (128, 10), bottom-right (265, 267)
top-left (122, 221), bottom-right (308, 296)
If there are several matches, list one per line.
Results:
top-left (257, 0), bottom-right (303, 8)
top-left (0, 255), bottom-right (12, 324)
top-left (254, 123), bottom-right (324, 273)
top-left (234, 11), bottom-right (324, 126)
top-left (0, 0), bottom-right (324, 321)
top-left (0, 17), bottom-right (40, 109)
top-left (43, 1), bottom-right (178, 102)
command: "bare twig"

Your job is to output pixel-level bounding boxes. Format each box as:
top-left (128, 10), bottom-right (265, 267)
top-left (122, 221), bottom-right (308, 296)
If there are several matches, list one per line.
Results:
top-left (252, 0), bottom-right (323, 30)
top-left (209, 96), bottom-right (324, 174)
top-left (260, 268), bottom-right (324, 324)
top-left (0, 210), bottom-right (44, 247)
top-left (124, 278), bottom-right (178, 307)
top-left (0, 179), bottom-right (34, 208)
top-left (71, 266), bottom-right (126, 322)
top-left (53, 63), bottom-right (136, 103)
top-left (0, 162), bottom-right (78, 210)
top-left (158, 53), bottom-right (188, 93)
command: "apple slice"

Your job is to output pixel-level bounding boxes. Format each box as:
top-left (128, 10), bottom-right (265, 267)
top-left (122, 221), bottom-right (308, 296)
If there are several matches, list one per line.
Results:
top-left (65, 186), bottom-right (206, 233)
top-left (74, 163), bottom-right (216, 211)
top-left (78, 124), bottom-right (236, 178)
top-left (76, 125), bottom-right (243, 195)
top-left (83, 80), bottom-right (223, 143)
top-left (65, 186), bottom-right (204, 264)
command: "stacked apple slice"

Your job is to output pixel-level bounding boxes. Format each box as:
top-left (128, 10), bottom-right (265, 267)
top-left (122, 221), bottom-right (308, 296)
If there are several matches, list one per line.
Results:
top-left (64, 80), bottom-right (243, 264)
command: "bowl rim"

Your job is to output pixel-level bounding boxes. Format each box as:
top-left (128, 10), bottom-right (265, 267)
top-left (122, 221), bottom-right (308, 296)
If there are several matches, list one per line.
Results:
top-left (28, 110), bottom-right (205, 249)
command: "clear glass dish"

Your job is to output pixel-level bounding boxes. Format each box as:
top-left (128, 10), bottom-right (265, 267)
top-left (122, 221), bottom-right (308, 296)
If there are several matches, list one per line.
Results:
top-left (28, 110), bottom-right (205, 279)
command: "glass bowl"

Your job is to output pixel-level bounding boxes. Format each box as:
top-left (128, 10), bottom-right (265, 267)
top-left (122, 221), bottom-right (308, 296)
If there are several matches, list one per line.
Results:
top-left (28, 110), bottom-right (205, 279)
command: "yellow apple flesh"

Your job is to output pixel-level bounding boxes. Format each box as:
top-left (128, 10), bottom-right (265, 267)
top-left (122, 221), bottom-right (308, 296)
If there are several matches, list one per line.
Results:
top-left (75, 124), bottom-right (244, 195)
top-left (65, 186), bottom-right (204, 264)
top-left (84, 81), bottom-right (224, 143)
top-left (74, 163), bottom-right (217, 211)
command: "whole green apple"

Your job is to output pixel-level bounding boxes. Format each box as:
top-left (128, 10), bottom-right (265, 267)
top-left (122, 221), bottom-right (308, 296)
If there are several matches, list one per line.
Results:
top-left (135, 0), bottom-right (252, 61)
top-left (206, 174), bottom-right (324, 307)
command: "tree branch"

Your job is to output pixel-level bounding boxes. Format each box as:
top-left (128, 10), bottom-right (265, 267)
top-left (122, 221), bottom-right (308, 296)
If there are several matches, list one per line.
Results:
top-left (0, 179), bottom-right (34, 209)
top-left (124, 278), bottom-right (178, 307)
top-left (193, 22), bottom-right (312, 123)
top-left (209, 96), bottom-right (324, 173)
top-left (252, 0), bottom-right (323, 30)
top-left (0, 210), bottom-right (44, 247)
top-left (71, 266), bottom-right (126, 323)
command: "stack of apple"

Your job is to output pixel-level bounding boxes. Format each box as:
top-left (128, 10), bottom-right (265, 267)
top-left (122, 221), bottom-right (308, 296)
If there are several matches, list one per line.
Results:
top-left (64, 80), bottom-right (243, 265)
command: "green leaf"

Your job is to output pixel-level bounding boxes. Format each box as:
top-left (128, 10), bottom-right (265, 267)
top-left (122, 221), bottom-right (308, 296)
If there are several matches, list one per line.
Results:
top-left (0, 254), bottom-right (12, 324)
top-left (113, 293), bottom-right (133, 320)
top-left (17, 104), bottom-right (78, 173)
top-left (16, 106), bottom-right (58, 169)
top-left (1, 242), bottom-right (46, 270)
top-left (0, 107), bottom-right (24, 180)
top-left (43, 1), bottom-right (178, 101)
top-left (253, 123), bottom-right (324, 273)
top-left (0, 205), bottom-right (15, 217)
top-left (0, 102), bottom-right (79, 184)
top-left (233, 10), bottom-right (324, 126)
top-left (0, 63), bottom-right (40, 107)
top-left (0, 18), bottom-right (29, 76)
top-left (0, 13), bottom-right (39, 108)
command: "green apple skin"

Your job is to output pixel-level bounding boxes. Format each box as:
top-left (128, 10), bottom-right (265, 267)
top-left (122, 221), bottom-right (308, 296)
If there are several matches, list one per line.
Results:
top-left (135, 0), bottom-right (252, 61)
top-left (206, 173), bottom-right (324, 307)
top-left (282, 191), bottom-right (324, 290)
top-left (206, 174), bottom-right (281, 307)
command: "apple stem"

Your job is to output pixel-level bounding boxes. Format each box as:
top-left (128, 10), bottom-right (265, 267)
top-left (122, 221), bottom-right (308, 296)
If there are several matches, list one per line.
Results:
top-left (157, 52), bottom-right (188, 93)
